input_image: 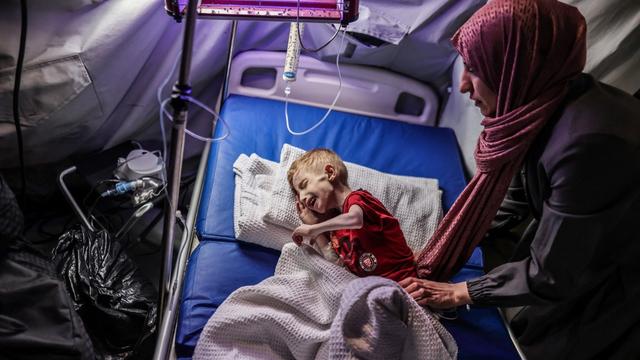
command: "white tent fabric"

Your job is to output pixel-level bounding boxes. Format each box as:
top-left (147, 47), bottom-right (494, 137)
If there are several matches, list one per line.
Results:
top-left (0, 0), bottom-right (637, 173)
top-left (564, 0), bottom-right (640, 97)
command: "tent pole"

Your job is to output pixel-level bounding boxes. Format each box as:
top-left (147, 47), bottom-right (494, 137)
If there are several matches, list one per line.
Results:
top-left (222, 20), bottom-right (238, 101)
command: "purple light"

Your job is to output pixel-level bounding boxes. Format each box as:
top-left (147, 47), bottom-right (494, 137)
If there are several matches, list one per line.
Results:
top-left (167, 0), bottom-right (358, 24)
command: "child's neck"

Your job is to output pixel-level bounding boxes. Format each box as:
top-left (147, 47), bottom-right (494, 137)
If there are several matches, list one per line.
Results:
top-left (333, 183), bottom-right (352, 210)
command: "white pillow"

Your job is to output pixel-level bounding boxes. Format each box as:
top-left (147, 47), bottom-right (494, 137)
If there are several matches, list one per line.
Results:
top-left (233, 153), bottom-right (293, 250)
top-left (262, 144), bottom-right (443, 253)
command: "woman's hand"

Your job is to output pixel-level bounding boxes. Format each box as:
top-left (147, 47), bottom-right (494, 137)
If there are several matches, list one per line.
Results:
top-left (398, 277), bottom-right (472, 308)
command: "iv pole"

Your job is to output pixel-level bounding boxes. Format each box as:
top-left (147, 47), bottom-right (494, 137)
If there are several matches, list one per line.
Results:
top-left (158, 0), bottom-right (359, 315)
top-left (159, 0), bottom-right (199, 322)
top-left (154, 2), bottom-right (358, 357)
top-left (153, 17), bottom-right (238, 360)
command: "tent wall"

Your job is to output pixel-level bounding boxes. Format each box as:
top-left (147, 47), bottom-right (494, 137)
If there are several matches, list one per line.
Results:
top-left (0, 0), bottom-right (637, 177)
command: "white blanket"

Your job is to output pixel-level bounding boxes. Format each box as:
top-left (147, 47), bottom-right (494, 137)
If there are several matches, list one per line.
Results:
top-left (193, 243), bottom-right (458, 359)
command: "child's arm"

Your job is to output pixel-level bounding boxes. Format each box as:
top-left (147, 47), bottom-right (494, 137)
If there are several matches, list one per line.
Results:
top-left (292, 205), bottom-right (363, 245)
top-left (311, 233), bottom-right (341, 263)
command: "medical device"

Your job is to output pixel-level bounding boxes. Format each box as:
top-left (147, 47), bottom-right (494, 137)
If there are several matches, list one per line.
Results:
top-left (283, 22), bottom-right (303, 82)
top-left (284, 27), bottom-right (346, 135)
top-left (100, 178), bottom-right (162, 205)
top-left (281, 21), bottom-right (345, 136)
top-left (101, 179), bottom-right (148, 197)
top-left (115, 149), bottom-right (164, 180)
top-left (164, 0), bottom-right (359, 25)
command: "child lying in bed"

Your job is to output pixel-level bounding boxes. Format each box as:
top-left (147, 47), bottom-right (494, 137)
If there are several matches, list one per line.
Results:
top-left (287, 148), bottom-right (417, 282)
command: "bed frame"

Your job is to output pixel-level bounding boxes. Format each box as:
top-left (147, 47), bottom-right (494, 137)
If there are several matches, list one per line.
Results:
top-left (228, 50), bottom-right (440, 126)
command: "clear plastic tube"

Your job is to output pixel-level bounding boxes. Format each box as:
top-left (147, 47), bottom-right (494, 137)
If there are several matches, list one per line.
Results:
top-left (159, 97), bottom-right (230, 143)
top-left (284, 27), bottom-right (347, 136)
top-left (156, 47), bottom-right (231, 209)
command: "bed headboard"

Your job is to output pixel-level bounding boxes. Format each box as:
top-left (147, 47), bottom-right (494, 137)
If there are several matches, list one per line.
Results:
top-left (227, 51), bottom-right (439, 126)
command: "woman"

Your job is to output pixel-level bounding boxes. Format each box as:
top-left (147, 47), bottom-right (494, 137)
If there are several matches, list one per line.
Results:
top-left (401, 0), bottom-right (640, 358)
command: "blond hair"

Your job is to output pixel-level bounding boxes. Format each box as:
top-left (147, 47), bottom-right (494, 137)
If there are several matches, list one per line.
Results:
top-left (287, 148), bottom-right (348, 192)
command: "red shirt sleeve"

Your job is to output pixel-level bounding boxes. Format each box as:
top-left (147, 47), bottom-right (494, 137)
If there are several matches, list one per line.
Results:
top-left (342, 190), bottom-right (385, 232)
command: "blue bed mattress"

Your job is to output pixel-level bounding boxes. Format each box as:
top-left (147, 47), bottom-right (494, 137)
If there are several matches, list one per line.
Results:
top-left (176, 95), bottom-right (519, 359)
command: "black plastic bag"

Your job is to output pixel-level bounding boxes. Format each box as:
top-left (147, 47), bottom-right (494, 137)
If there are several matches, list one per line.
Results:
top-left (53, 226), bottom-right (158, 359)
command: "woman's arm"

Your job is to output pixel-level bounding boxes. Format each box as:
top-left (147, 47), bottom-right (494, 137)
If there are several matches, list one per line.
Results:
top-left (399, 278), bottom-right (471, 308)
top-left (406, 133), bottom-right (638, 308)
top-left (487, 174), bottom-right (530, 236)
top-left (471, 134), bottom-right (638, 306)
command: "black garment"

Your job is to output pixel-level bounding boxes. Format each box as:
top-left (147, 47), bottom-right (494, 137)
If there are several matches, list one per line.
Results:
top-left (0, 243), bottom-right (95, 360)
top-left (0, 174), bottom-right (95, 359)
top-left (0, 175), bottom-right (23, 257)
top-left (467, 75), bottom-right (640, 360)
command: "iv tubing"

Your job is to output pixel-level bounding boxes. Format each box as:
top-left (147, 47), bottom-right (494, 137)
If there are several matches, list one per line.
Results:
top-left (284, 27), bottom-right (347, 136)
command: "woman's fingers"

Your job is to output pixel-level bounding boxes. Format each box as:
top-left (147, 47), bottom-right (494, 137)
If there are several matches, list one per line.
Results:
top-left (416, 297), bottom-right (430, 307)
top-left (403, 282), bottom-right (418, 293)
top-left (399, 277), bottom-right (458, 307)
top-left (398, 277), bottom-right (413, 287)
top-left (399, 277), bottom-right (431, 301)
top-left (409, 288), bottom-right (426, 300)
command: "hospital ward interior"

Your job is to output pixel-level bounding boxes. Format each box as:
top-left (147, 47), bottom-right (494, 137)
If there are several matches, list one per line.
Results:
top-left (1, 0), bottom-right (639, 359)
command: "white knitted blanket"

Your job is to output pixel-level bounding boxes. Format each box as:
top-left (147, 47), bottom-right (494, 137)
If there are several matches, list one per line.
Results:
top-left (233, 145), bottom-right (443, 252)
top-left (193, 243), bottom-right (458, 359)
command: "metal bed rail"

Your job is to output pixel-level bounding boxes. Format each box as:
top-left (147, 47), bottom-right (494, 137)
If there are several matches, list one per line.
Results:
top-left (153, 17), bottom-right (238, 359)
top-left (498, 308), bottom-right (527, 360)
top-left (153, 140), bottom-right (211, 360)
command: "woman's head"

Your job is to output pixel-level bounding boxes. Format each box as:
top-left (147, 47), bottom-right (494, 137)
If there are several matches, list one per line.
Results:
top-left (452, 0), bottom-right (586, 117)
top-left (459, 63), bottom-right (497, 117)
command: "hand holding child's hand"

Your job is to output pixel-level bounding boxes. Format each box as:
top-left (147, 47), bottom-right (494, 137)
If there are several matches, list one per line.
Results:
top-left (292, 224), bottom-right (317, 246)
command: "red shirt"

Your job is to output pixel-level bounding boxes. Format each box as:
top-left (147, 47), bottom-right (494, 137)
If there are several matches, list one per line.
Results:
top-left (331, 190), bottom-right (417, 282)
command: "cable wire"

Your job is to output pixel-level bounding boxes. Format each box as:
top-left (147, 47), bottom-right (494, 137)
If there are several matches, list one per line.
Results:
top-left (13, 0), bottom-right (28, 201)
top-left (295, 0), bottom-right (342, 52)
top-left (159, 97), bottom-right (230, 143)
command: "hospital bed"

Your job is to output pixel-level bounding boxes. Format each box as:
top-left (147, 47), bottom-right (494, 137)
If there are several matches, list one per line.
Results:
top-left (157, 51), bottom-right (523, 359)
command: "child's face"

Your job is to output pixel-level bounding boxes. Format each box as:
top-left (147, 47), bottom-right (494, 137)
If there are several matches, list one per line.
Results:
top-left (291, 165), bottom-right (336, 214)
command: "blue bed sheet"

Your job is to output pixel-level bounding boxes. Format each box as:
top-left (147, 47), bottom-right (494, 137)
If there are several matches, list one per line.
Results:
top-left (176, 95), bottom-right (519, 359)
top-left (196, 96), bottom-right (467, 239)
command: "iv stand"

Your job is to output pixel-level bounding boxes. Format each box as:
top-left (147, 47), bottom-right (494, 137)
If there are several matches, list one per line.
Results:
top-left (158, 0), bottom-right (199, 322)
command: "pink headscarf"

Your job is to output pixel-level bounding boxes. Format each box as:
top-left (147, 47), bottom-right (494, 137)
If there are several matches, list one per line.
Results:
top-left (416, 0), bottom-right (587, 281)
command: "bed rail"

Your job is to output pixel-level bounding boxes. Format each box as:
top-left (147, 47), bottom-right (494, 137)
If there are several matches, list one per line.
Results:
top-left (153, 140), bottom-right (211, 360)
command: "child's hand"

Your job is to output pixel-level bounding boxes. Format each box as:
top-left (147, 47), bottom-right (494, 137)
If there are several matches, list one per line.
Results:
top-left (296, 199), bottom-right (322, 224)
top-left (295, 198), bottom-right (339, 224)
top-left (292, 224), bottom-right (317, 246)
